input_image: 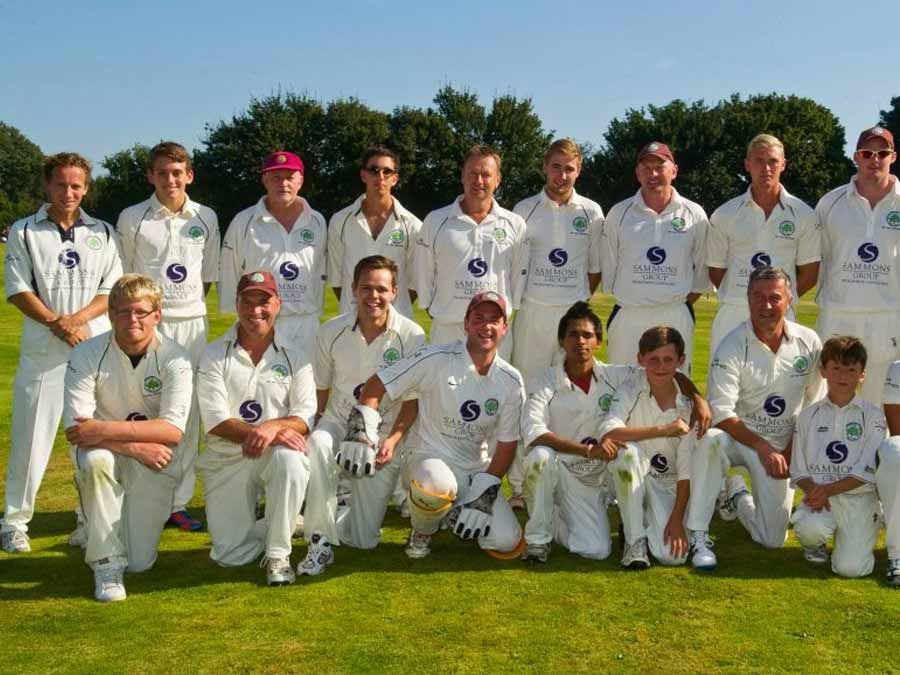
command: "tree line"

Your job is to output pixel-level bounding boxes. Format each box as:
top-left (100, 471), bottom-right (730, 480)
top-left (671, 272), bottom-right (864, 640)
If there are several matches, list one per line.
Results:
top-left (3, 87), bottom-right (900, 230)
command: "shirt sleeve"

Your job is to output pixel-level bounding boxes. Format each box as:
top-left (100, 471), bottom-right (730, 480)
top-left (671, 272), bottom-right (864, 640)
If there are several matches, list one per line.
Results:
top-left (405, 215), bottom-right (423, 293)
top-left (803, 341), bottom-right (826, 408)
top-left (707, 341), bottom-right (742, 426)
top-left (326, 210), bottom-right (344, 289)
top-left (197, 344), bottom-right (233, 433)
top-left (288, 361), bottom-right (317, 429)
top-left (509, 216), bottom-right (529, 311)
top-left (201, 209), bottom-right (221, 285)
top-left (313, 213), bottom-right (328, 313)
top-left (412, 216), bottom-right (436, 311)
top-left (496, 378), bottom-right (525, 444)
top-left (690, 206), bottom-right (710, 294)
top-left (789, 408), bottom-right (811, 487)
top-left (379, 345), bottom-right (439, 402)
top-left (115, 209), bottom-right (137, 273)
top-left (796, 207), bottom-right (822, 266)
top-left (63, 342), bottom-right (99, 429)
top-left (852, 409), bottom-right (887, 484)
top-left (588, 207), bottom-right (605, 275)
top-left (706, 206), bottom-right (728, 269)
top-left (600, 206), bottom-right (620, 296)
top-left (884, 361), bottom-right (900, 405)
top-left (598, 377), bottom-right (640, 438)
top-left (97, 225), bottom-right (124, 295)
top-left (521, 370), bottom-right (555, 448)
top-left (218, 216), bottom-right (243, 314)
top-left (3, 221), bottom-right (36, 298)
top-left (313, 324), bottom-right (334, 390)
top-left (158, 350), bottom-right (193, 432)
top-left (676, 430), bottom-right (695, 481)
top-left (400, 330), bottom-right (427, 403)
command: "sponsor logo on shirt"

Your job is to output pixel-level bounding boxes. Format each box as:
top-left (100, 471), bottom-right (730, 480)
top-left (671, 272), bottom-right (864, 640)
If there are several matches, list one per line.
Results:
top-left (271, 364), bottom-right (289, 379)
top-left (459, 400), bottom-right (481, 421)
top-left (548, 248), bottom-right (568, 267)
top-left (239, 400), bottom-right (263, 423)
top-left (166, 263), bottom-right (188, 283)
top-left (484, 398), bottom-right (499, 416)
top-left (845, 422), bottom-right (863, 441)
top-left (670, 217), bottom-right (686, 232)
top-left (793, 356), bottom-right (810, 374)
top-left (126, 412), bottom-right (148, 421)
top-left (300, 229), bottom-right (315, 245)
top-left (383, 348), bottom-right (401, 365)
top-left (750, 252), bottom-right (771, 269)
top-left (650, 453), bottom-right (669, 473)
top-left (763, 395), bottom-right (786, 417)
top-left (886, 211), bottom-right (900, 228)
top-left (143, 376), bottom-right (162, 394)
top-left (189, 225), bottom-right (205, 241)
top-left (646, 246), bottom-right (667, 265)
top-left (492, 227), bottom-right (507, 243)
top-left (85, 235), bottom-right (103, 250)
top-left (858, 242), bottom-right (879, 263)
top-left (467, 258), bottom-right (488, 278)
top-left (572, 216), bottom-right (589, 233)
top-left (58, 249), bottom-right (80, 269)
top-left (280, 261), bottom-right (300, 281)
top-left (598, 393), bottom-right (613, 412)
top-left (825, 440), bottom-right (849, 463)
top-left (777, 221), bottom-right (795, 237)
top-left (388, 229), bottom-right (406, 246)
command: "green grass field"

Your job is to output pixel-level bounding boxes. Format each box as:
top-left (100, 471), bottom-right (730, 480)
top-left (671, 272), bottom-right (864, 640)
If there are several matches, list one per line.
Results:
top-left (2, 262), bottom-right (899, 674)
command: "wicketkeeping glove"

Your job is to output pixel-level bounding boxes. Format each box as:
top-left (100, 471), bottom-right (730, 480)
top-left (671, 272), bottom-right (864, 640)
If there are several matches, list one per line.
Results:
top-left (447, 472), bottom-right (501, 540)
top-left (336, 405), bottom-right (382, 477)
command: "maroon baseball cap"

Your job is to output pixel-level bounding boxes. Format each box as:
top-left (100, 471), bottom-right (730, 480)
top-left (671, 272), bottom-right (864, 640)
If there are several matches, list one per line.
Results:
top-left (856, 126), bottom-right (895, 150)
top-left (237, 270), bottom-right (279, 298)
top-left (637, 141), bottom-right (675, 164)
top-left (465, 290), bottom-right (508, 318)
top-left (262, 151), bottom-right (305, 174)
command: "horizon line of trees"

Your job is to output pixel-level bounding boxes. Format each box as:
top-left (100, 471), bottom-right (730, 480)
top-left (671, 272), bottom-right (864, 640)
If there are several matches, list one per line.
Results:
top-left (3, 86), bottom-right (900, 230)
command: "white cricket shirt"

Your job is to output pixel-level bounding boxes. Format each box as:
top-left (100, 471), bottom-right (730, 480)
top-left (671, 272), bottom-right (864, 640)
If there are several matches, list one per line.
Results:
top-left (884, 360), bottom-right (900, 404)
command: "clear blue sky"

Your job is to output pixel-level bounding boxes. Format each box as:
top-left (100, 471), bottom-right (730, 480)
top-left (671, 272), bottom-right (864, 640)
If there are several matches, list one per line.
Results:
top-left (1, 1), bottom-right (894, 171)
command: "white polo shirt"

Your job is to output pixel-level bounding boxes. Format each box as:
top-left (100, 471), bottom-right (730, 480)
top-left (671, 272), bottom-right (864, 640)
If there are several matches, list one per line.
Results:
top-left (219, 197), bottom-right (327, 317)
top-left (602, 188), bottom-right (709, 307)
top-left (378, 341), bottom-right (525, 470)
top-left (708, 320), bottom-right (825, 450)
top-left (197, 324), bottom-right (317, 456)
top-left (790, 395), bottom-right (884, 493)
top-left (413, 197), bottom-right (527, 323)
top-left (314, 307), bottom-right (426, 426)
top-left (514, 189), bottom-right (603, 306)
top-left (326, 195), bottom-right (422, 318)
top-left (4, 204), bottom-right (123, 356)
top-left (884, 360), bottom-right (900, 404)
top-left (522, 359), bottom-right (638, 486)
top-left (815, 177), bottom-right (900, 311)
top-left (708, 187), bottom-right (819, 305)
top-left (116, 194), bottom-right (220, 319)
top-left (63, 331), bottom-right (192, 434)
top-left (598, 372), bottom-right (694, 483)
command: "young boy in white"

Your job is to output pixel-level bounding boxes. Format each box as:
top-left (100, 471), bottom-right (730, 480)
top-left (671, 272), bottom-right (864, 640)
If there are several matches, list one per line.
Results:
top-left (116, 141), bottom-right (220, 532)
top-left (413, 145), bottom-right (527, 360)
top-left (598, 327), bottom-right (698, 569)
top-left (876, 360), bottom-right (900, 586)
top-left (219, 151), bottom-right (327, 349)
top-left (790, 336), bottom-right (884, 577)
top-left (2, 153), bottom-right (122, 554)
top-left (328, 147), bottom-right (421, 318)
top-left (345, 291), bottom-right (525, 558)
top-left (707, 134), bottom-right (819, 359)
top-left (602, 142), bottom-right (709, 371)
top-left (300, 256), bottom-right (425, 575)
top-left (196, 271), bottom-right (317, 586)
top-left (63, 275), bottom-right (192, 602)
top-left (690, 267), bottom-right (824, 560)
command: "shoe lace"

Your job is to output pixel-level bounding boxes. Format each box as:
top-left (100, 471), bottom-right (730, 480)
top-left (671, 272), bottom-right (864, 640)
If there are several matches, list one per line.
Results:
top-left (888, 558), bottom-right (900, 574)
top-left (690, 531), bottom-right (714, 549)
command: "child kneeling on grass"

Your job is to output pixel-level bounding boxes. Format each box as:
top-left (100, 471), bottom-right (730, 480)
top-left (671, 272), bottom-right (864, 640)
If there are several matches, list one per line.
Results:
top-left (789, 336), bottom-right (885, 578)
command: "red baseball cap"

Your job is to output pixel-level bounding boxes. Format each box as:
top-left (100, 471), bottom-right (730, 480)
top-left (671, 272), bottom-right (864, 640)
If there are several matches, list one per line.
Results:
top-left (237, 270), bottom-right (279, 298)
top-left (262, 151), bottom-right (305, 175)
top-left (637, 141), bottom-right (675, 164)
top-left (856, 126), bottom-right (895, 150)
top-left (465, 290), bottom-right (508, 319)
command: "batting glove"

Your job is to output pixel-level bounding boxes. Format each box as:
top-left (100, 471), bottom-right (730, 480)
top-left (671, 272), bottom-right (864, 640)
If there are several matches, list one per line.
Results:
top-left (336, 404), bottom-right (381, 477)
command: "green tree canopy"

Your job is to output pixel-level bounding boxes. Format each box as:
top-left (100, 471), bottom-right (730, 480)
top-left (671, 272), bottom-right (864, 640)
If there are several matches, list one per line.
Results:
top-left (879, 94), bottom-right (900, 178)
top-left (0, 122), bottom-right (43, 229)
top-left (89, 144), bottom-right (152, 222)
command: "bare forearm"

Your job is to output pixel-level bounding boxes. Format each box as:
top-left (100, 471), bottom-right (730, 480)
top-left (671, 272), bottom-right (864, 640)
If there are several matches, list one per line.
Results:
top-left (96, 419), bottom-right (183, 445)
top-left (824, 476), bottom-right (865, 497)
top-left (72, 294), bottom-right (109, 323)
top-left (709, 267), bottom-right (726, 289)
top-left (670, 480), bottom-right (690, 519)
top-left (209, 417), bottom-right (305, 444)
top-left (8, 291), bottom-right (57, 325)
top-left (487, 441), bottom-right (517, 478)
top-left (358, 375), bottom-right (387, 410)
top-left (795, 262), bottom-right (819, 297)
top-left (531, 432), bottom-right (589, 457)
top-left (385, 400), bottom-right (418, 443)
top-left (604, 426), bottom-right (666, 443)
top-left (316, 389), bottom-right (330, 418)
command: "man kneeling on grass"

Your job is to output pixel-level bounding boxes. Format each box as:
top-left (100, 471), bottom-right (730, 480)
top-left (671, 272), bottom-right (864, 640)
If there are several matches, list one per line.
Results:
top-left (64, 274), bottom-right (192, 602)
top-left (790, 336), bottom-right (885, 578)
top-left (598, 326), bottom-right (702, 570)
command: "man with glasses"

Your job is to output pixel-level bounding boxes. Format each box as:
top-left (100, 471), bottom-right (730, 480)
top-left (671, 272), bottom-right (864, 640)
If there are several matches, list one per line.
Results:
top-left (816, 126), bottom-right (900, 405)
top-left (328, 147), bottom-right (421, 318)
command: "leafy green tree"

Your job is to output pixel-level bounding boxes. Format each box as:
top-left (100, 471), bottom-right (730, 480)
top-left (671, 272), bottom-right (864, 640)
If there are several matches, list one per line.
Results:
top-left (0, 122), bottom-right (43, 229)
top-left (879, 94), bottom-right (900, 178)
top-left (89, 144), bottom-right (152, 222)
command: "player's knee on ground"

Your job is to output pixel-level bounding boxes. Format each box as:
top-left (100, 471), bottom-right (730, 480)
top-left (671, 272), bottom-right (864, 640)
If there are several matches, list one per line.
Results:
top-left (696, 427), bottom-right (727, 456)
top-left (831, 549), bottom-right (873, 578)
top-left (408, 458), bottom-right (457, 534)
top-left (125, 551), bottom-right (158, 574)
top-left (792, 511), bottom-right (830, 548)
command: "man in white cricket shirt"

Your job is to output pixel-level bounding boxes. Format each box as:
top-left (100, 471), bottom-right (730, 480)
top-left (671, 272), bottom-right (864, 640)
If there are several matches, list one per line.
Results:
top-left (299, 256), bottom-right (425, 575)
top-left (689, 267), bottom-right (824, 563)
top-left (328, 146), bottom-right (421, 318)
top-left (345, 291), bottom-right (525, 559)
top-left (195, 271), bottom-right (317, 586)
top-left (601, 141), bottom-right (709, 371)
top-left (707, 134), bottom-right (819, 358)
top-left (876, 358), bottom-right (900, 586)
top-left (63, 274), bottom-right (192, 602)
top-left (219, 151), bottom-right (327, 349)
top-left (816, 126), bottom-right (900, 405)
top-left (116, 141), bottom-right (219, 533)
top-left (2, 152), bottom-right (122, 554)
top-left (413, 145), bottom-right (527, 360)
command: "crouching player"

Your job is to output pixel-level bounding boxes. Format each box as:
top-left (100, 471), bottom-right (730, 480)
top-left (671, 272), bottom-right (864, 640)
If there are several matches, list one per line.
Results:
top-left (789, 336), bottom-right (884, 577)
top-left (876, 360), bottom-right (900, 586)
top-left (63, 274), bottom-right (192, 602)
top-left (344, 291), bottom-right (525, 558)
top-left (195, 271), bottom-right (316, 586)
top-left (300, 256), bottom-right (425, 575)
top-left (598, 327), bottom-right (700, 569)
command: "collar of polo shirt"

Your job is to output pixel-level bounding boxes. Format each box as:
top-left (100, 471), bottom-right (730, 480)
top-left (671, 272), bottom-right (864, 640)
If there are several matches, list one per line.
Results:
top-left (149, 192), bottom-right (198, 218)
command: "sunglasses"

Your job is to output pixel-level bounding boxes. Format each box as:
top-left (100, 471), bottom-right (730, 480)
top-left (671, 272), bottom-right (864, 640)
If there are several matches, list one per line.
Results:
top-left (856, 149), bottom-right (895, 160)
top-left (365, 166), bottom-right (397, 177)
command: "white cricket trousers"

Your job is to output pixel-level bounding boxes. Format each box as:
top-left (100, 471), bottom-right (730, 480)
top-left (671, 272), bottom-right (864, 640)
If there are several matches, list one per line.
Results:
top-left (157, 315), bottom-right (208, 512)
top-left (606, 302), bottom-right (696, 372)
top-left (76, 448), bottom-right (176, 571)
top-left (198, 446), bottom-right (310, 565)
top-left (791, 491), bottom-right (880, 577)
top-left (430, 320), bottom-right (513, 360)
top-left (407, 455), bottom-right (522, 553)
top-left (687, 429), bottom-right (793, 549)
top-left (609, 443), bottom-right (688, 565)
top-left (817, 307), bottom-right (900, 406)
top-left (303, 417), bottom-right (406, 549)
top-left (522, 446), bottom-right (611, 560)
top-left (876, 437), bottom-right (900, 560)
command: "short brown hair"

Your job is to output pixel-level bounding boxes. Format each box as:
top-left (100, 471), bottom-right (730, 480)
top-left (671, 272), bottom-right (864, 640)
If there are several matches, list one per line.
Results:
top-left (109, 273), bottom-right (163, 312)
top-left (361, 146), bottom-right (400, 173)
top-left (638, 326), bottom-right (685, 358)
top-left (821, 336), bottom-right (867, 370)
top-left (149, 141), bottom-right (192, 171)
top-left (462, 144), bottom-right (502, 173)
top-left (544, 138), bottom-right (583, 168)
top-left (43, 152), bottom-right (92, 186)
top-left (353, 255), bottom-right (398, 287)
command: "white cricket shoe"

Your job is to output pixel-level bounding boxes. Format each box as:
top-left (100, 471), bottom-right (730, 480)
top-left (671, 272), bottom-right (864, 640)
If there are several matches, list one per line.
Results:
top-left (725, 474), bottom-right (751, 513)
top-left (621, 536), bottom-right (650, 570)
top-left (263, 556), bottom-right (295, 586)
top-left (689, 530), bottom-right (717, 570)
top-left (716, 488), bottom-right (738, 522)
top-left (521, 541), bottom-right (551, 563)
top-left (1, 529), bottom-right (31, 553)
top-left (803, 545), bottom-right (829, 565)
top-left (405, 530), bottom-right (432, 559)
top-left (886, 558), bottom-right (900, 588)
top-left (297, 534), bottom-right (334, 576)
top-left (68, 523), bottom-right (88, 549)
top-left (93, 558), bottom-right (126, 602)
